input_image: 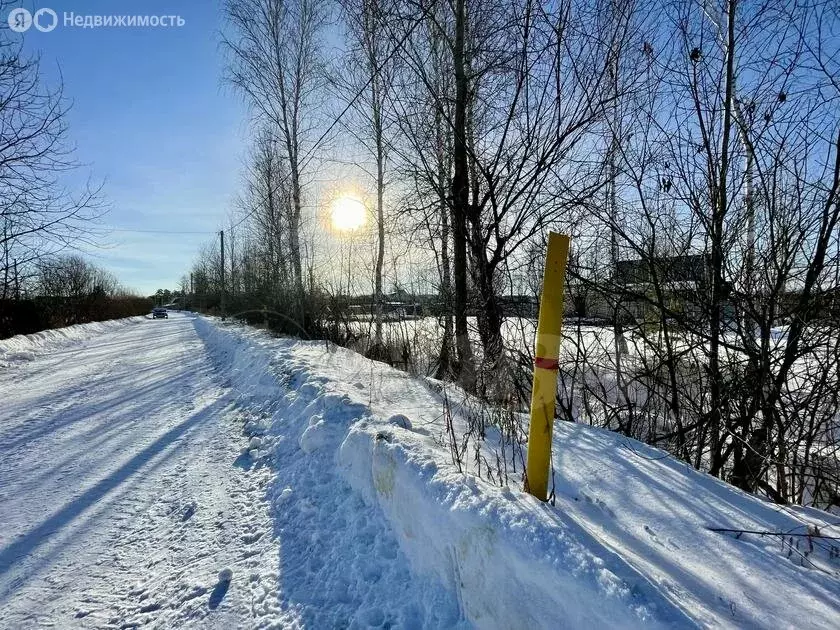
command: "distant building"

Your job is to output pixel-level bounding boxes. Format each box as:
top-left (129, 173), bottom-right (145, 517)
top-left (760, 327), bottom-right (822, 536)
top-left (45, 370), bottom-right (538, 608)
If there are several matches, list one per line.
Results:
top-left (615, 254), bottom-right (709, 288)
top-left (346, 288), bottom-right (423, 319)
top-left (613, 254), bottom-right (711, 323)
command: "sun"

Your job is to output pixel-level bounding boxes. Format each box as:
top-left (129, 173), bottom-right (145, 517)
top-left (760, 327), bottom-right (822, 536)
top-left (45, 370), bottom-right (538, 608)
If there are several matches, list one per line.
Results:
top-left (330, 195), bottom-right (367, 232)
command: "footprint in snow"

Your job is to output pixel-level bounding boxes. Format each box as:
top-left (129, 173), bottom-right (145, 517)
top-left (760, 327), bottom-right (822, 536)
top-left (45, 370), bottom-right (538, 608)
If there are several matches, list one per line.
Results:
top-left (240, 531), bottom-right (264, 545)
top-left (181, 502), bottom-right (197, 522)
top-left (644, 525), bottom-right (681, 550)
top-left (579, 491), bottom-right (616, 518)
top-left (592, 497), bottom-right (615, 518)
top-left (358, 607), bottom-right (386, 627)
top-left (644, 526), bottom-right (667, 547)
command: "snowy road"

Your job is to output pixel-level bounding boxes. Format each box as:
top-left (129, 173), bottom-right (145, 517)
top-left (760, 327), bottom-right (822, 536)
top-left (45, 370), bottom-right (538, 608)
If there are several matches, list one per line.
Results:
top-left (8, 313), bottom-right (835, 629)
top-left (0, 313), bottom-right (281, 628)
top-left (1, 313), bottom-right (468, 629)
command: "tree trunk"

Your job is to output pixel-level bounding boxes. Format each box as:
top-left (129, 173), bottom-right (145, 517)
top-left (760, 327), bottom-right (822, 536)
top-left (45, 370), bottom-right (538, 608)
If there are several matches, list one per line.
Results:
top-left (435, 72), bottom-right (454, 379)
top-left (708, 0), bottom-right (738, 478)
top-left (452, 0), bottom-right (475, 390)
top-left (288, 158), bottom-right (305, 325)
top-left (373, 72), bottom-right (386, 351)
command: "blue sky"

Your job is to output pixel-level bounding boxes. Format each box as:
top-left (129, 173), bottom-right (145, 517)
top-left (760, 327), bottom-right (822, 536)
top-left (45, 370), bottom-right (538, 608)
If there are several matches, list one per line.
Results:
top-left (14, 1), bottom-right (248, 295)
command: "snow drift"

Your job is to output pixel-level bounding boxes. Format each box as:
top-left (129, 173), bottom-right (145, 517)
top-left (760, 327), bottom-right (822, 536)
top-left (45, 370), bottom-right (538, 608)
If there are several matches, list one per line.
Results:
top-left (0, 316), bottom-right (146, 367)
top-left (194, 316), bottom-right (840, 629)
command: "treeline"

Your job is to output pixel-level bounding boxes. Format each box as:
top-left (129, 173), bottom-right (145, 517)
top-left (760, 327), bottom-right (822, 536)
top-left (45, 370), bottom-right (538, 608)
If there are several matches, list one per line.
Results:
top-left (0, 0), bottom-right (111, 339)
top-left (0, 255), bottom-right (151, 339)
top-left (189, 0), bottom-right (840, 509)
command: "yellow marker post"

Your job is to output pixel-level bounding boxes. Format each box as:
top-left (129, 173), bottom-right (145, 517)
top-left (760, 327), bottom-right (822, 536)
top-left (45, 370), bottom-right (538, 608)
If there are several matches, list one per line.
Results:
top-left (525, 232), bottom-right (570, 501)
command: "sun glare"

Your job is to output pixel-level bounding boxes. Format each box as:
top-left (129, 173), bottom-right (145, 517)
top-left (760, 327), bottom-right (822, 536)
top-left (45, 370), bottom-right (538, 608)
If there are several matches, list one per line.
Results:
top-left (330, 196), bottom-right (367, 232)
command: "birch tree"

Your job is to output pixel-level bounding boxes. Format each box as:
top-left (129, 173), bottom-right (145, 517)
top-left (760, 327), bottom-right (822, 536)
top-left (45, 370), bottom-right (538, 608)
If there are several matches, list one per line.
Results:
top-left (224, 0), bottom-right (328, 321)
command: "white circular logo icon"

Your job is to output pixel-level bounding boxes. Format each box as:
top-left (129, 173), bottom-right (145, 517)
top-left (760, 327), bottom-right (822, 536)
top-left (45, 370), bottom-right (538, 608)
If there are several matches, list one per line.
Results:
top-left (8, 7), bottom-right (32, 32)
top-left (33, 8), bottom-right (57, 32)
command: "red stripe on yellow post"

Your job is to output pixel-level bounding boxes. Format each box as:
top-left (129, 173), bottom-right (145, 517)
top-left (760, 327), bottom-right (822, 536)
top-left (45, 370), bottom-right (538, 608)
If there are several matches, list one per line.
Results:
top-left (525, 232), bottom-right (570, 501)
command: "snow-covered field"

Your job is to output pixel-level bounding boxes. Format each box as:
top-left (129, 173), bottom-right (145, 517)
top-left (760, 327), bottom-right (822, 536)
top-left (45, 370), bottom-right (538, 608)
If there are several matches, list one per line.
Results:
top-left (2, 312), bottom-right (839, 628)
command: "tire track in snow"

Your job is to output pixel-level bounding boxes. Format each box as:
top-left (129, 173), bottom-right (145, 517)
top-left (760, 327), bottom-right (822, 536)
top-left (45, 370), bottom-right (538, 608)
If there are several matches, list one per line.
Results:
top-left (73, 402), bottom-right (286, 629)
top-left (0, 313), bottom-right (283, 628)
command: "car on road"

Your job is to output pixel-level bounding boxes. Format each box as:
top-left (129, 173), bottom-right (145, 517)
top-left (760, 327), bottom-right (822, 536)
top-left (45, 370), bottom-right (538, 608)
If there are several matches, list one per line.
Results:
top-left (152, 307), bottom-right (168, 319)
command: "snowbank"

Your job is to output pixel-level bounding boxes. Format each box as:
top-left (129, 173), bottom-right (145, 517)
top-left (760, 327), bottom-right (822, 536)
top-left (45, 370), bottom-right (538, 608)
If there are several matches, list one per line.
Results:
top-left (0, 316), bottom-right (146, 367)
top-left (339, 427), bottom-right (689, 629)
top-left (195, 318), bottom-right (469, 628)
top-left (194, 317), bottom-right (696, 629)
top-left (194, 316), bottom-right (840, 629)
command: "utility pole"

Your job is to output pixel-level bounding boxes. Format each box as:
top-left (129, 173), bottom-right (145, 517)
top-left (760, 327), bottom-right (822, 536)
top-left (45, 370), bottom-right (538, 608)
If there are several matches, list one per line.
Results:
top-left (189, 272), bottom-right (194, 311)
top-left (13, 258), bottom-right (19, 300)
top-left (229, 224), bottom-right (235, 301)
top-left (220, 230), bottom-right (226, 320)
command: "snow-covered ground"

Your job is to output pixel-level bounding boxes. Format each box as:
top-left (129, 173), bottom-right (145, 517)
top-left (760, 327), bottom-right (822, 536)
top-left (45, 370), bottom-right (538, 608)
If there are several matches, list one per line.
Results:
top-left (2, 313), bottom-right (839, 628)
top-left (0, 313), bottom-right (463, 628)
top-left (0, 313), bottom-right (284, 627)
top-left (0, 316), bottom-right (148, 367)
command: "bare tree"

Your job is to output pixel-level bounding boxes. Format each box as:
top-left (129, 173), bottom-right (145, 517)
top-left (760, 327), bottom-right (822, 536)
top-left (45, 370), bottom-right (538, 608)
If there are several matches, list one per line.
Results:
top-left (0, 1), bottom-right (103, 294)
top-left (384, 0), bottom-right (457, 378)
top-left (336, 0), bottom-right (398, 354)
top-left (561, 0), bottom-right (840, 507)
top-left (390, 0), bottom-right (641, 393)
top-left (223, 0), bottom-right (329, 320)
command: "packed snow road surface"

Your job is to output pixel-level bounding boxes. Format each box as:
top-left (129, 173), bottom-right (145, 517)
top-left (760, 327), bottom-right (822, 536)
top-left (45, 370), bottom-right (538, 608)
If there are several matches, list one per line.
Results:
top-left (0, 313), bottom-right (462, 629)
top-left (0, 313), bottom-right (282, 627)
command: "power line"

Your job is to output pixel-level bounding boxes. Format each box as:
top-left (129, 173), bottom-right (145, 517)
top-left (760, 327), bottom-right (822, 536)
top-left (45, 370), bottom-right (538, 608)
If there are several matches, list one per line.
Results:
top-left (107, 227), bottom-right (217, 235)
